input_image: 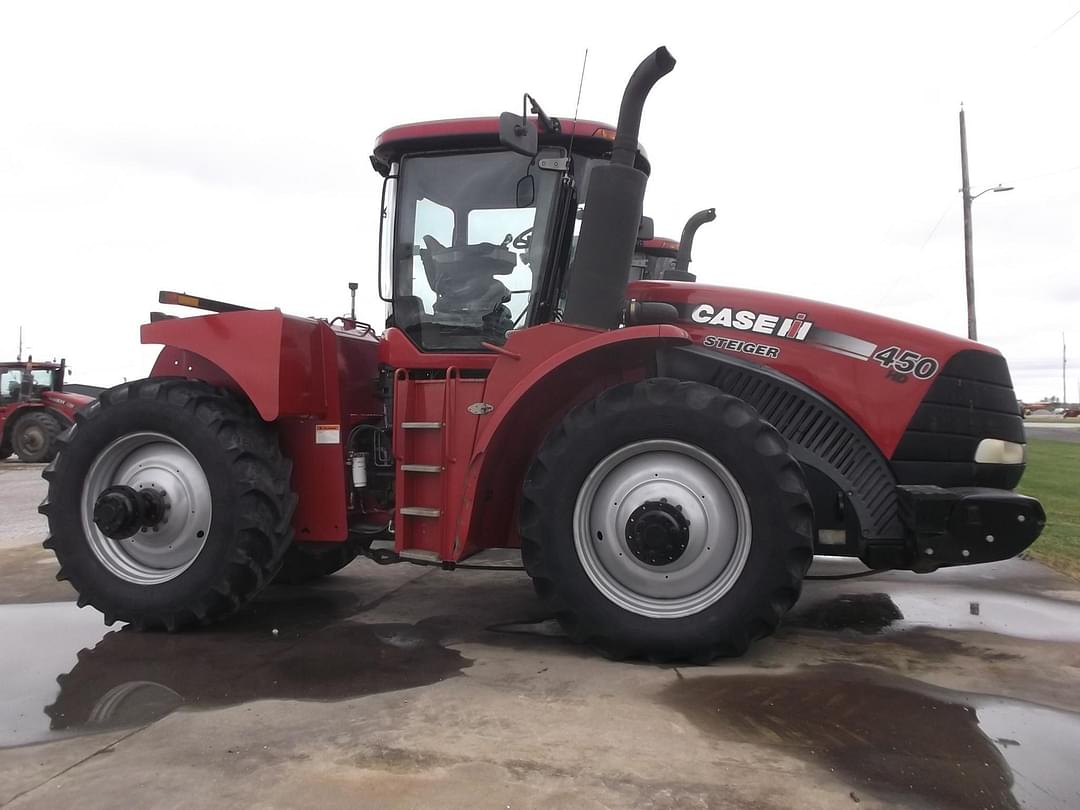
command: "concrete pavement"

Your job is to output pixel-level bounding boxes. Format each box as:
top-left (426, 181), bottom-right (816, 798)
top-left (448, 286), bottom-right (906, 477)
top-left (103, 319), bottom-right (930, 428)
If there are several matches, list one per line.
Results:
top-left (2, 463), bottom-right (1080, 809)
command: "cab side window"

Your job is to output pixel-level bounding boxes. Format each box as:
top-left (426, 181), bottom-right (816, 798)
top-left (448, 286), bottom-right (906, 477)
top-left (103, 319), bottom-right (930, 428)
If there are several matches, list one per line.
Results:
top-left (1, 370), bottom-right (24, 403)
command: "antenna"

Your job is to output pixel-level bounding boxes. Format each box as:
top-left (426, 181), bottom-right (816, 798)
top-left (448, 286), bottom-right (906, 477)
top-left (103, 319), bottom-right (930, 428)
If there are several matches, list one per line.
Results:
top-left (566, 48), bottom-right (590, 164)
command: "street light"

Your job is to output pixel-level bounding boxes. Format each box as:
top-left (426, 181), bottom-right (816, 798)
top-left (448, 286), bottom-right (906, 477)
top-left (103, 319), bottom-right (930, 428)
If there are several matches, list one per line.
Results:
top-left (969, 184), bottom-right (1015, 202)
top-left (959, 106), bottom-right (1014, 341)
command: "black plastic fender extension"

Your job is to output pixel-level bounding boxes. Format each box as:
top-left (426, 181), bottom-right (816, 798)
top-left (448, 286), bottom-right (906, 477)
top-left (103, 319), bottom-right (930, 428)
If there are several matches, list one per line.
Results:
top-left (656, 346), bottom-right (904, 544)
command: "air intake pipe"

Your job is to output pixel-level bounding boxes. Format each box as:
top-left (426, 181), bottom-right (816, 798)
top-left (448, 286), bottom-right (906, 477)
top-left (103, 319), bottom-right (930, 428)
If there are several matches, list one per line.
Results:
top-left (562, 47), bottom-right (676, 329)
top-left (666, 208), bottom-right (716, 282)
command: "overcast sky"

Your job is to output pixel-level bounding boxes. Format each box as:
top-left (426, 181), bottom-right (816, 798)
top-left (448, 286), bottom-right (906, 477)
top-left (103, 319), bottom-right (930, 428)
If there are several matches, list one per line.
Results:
top-left (1, 1), bottom-right (1077, 401)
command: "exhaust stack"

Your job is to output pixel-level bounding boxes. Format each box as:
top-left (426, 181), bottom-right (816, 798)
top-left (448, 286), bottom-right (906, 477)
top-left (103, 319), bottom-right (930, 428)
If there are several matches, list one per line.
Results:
top-left (562, 47), bottom-right (676, 329)
top-left (668, 208), bottom-right (716, 282)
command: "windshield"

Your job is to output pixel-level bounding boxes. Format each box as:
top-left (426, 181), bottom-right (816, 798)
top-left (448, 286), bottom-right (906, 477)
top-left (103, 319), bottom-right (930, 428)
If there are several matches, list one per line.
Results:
top-left (392, 148), bottom-right (566, 351)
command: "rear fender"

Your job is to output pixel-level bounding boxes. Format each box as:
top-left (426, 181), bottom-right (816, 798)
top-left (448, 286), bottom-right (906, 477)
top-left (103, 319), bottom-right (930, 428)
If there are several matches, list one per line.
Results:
top-left (456, 324), bottom-right (692, 558)
top-left (143, 310), bottom-right (352, 541)
top-left (142, 310), bottom-right (331, 421)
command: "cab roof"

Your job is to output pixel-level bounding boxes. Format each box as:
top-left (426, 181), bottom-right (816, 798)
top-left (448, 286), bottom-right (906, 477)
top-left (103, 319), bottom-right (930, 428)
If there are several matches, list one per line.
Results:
top-left (638, 237), bottom-right (680, 256)
top-left (372, 117), bottom-right (649, 174)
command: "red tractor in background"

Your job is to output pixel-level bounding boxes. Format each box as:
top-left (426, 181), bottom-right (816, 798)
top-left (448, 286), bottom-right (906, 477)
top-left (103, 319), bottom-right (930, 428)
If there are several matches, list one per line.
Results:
top-left (1, 359), bottom-right (93, 463)
top-left (41, 48), bottom-right (1043, 661)
top-left (634, 207), bottom-right (716, 283)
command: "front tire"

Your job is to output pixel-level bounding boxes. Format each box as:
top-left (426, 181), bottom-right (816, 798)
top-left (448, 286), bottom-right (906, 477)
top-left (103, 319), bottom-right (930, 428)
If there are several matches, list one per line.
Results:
top-left (520, 378), bottom-right (814, 662)
top-left (40, 379), bottom-right (296, 630)
top-left (13, 410), bottom-right (62, 462)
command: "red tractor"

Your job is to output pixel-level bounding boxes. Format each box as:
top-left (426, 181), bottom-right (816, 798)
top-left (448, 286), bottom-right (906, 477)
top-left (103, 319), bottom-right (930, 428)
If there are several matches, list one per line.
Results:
top-left (41, 48), bottom-right (1043, 660)
top-left (634, 208), bottom-right (716, 283)
top-left (1, 359), bottom-right (93, 463)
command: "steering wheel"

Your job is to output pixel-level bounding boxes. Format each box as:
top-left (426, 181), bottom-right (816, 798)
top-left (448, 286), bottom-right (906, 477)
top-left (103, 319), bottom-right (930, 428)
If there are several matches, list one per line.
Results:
top-left (512, 227), bottom-right (533, 251)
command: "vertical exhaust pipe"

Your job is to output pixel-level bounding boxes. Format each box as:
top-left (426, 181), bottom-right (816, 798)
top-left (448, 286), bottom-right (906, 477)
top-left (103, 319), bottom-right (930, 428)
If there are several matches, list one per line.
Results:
top-left (562, 47), bottom-right (676, 329)
top-left (666, 208), bottom-right (716, 282)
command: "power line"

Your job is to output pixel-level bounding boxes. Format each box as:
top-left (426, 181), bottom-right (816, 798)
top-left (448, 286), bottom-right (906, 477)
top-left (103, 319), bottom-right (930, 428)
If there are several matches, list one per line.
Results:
top-left (872, 197), bottom-right (955, 308)
top-left (919, 198), bottom-right (956, 251)
top-left (1042, 8), bottom-right (1080, 42)
top-left (1016, 164), bottom-right (1080, 183)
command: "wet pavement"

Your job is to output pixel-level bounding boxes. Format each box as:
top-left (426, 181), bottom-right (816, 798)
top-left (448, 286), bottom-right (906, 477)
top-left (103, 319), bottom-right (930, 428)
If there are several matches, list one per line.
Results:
top-left (1, 591), bottom-right (470, 748)
top-left (664, 665), bottom-right (1080, 810)
top-left (2, 465), bottom-right (1080, 808)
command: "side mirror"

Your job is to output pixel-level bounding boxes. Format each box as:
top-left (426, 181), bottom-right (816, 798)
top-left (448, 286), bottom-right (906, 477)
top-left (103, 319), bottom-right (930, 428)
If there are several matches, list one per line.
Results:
top-left (638, 216), bottom-right (655, 241)
top-left (499, 112), bottom-right (538, 157)
top-left (515, 175), bottom-right (536, 208)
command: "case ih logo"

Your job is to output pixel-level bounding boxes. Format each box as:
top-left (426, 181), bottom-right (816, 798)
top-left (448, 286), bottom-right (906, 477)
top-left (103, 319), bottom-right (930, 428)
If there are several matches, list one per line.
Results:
top-left (689, 304), bottom-right (813, 341)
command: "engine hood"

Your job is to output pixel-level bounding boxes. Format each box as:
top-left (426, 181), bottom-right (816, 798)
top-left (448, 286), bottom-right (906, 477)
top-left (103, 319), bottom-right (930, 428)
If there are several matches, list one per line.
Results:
top-left (41, 389), bottom-right (95, 415)
top-left (626, 280), bottom-right (1005, 457)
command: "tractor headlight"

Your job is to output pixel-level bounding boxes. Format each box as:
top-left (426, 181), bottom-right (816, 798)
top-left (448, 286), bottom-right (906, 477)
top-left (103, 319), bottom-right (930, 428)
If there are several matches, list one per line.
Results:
top-left (974, 439), bottom-right (1026, 465)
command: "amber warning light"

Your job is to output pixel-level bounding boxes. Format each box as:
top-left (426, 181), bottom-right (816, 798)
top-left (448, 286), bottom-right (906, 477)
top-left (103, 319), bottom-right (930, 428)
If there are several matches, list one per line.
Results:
top-left (158, 291), bottom-right (251, 313)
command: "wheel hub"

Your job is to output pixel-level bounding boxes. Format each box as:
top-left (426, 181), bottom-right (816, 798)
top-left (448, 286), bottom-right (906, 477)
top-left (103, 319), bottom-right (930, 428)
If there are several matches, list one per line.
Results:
top-left (81, 432), bottom-right (212, 585)
top-left (573, 439), bottom-right (753, 619)
top-left (93, 485), bottom-right (169, 540)
top-left (626, 500), bottom-right (689, 566)
top-left (23, 427), bottom-right (45, 453)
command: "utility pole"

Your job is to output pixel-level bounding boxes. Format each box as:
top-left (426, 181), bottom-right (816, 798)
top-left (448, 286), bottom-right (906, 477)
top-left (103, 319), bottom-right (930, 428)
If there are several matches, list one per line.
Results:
top-left (958, 106), bottom-right (1013, 342)
top-left (17, 326), bottom-right (22, 362)
top-left (960, 106), bottom-right (977, 341)
top-left (1064, 332), bottom-right (1068, 407)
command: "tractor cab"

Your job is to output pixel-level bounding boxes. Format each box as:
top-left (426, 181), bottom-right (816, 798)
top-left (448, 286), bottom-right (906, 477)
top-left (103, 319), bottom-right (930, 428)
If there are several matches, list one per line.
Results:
top-left (371, 118), bottom-right (650, 351)
top-left (0, 360), bottom-right (64, 403)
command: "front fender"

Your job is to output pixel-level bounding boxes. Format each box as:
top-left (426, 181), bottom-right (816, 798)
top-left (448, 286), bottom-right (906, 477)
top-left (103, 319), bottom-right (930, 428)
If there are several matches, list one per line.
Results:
top-left (455, 323), bottom-right (692, 558)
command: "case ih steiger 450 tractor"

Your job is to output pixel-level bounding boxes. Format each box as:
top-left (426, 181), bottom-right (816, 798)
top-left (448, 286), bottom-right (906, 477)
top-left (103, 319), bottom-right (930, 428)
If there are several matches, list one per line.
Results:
top-left (41, 47), bottom-right (1044, 661)
top-left (1, 359), bottom-right (92, 463)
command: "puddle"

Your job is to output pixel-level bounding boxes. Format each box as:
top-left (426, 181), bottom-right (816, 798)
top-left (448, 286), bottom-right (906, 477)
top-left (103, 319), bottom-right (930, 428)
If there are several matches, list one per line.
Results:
top-left (662, 665), bottom-right (1080, 810)
top-left (788, 593), bottom-right (903, 634)
top-left (1, 590), bottom-right (470, 748)
top-left (790, 587), bottom-right (1080, 644)
top-left (887, 589), bottom-right (1080, 643)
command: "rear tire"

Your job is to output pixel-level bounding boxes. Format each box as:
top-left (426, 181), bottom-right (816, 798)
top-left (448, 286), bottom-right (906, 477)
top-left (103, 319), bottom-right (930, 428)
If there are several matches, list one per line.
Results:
top-left (13, 410), bottom-right (62, 462)
top-left (40, 379), bottom-right (296, 630)
top-left (520, 378), bottom-right (814, 662)
top-left (273, 541), bottom-right (359, 585)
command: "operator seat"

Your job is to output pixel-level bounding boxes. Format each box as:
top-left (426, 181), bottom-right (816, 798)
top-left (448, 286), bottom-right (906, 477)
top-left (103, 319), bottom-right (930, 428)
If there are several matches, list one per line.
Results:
top-left (419, 236), bottom-right (515, 343)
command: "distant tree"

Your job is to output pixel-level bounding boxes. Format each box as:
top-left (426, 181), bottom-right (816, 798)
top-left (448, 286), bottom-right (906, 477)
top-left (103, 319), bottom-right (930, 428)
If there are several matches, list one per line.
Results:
top-left (1044, 395), bottom-right (1061, 403)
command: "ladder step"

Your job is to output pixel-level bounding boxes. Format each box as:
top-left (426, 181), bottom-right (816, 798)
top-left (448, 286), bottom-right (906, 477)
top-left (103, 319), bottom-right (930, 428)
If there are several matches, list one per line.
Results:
top-left (402, 464), bottom-right (442, 473)
top-left (402, 421), bottom-right (442, 430)
top-left (400, 506), bottom-right (442, 518)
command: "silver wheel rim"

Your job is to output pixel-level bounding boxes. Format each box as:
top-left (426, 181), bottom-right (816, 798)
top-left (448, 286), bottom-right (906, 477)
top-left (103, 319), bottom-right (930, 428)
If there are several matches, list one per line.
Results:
top-left (21, 425), bottom-right (46, 454)
top-left (81, 432), bottom-right (212, 585)
top-left (573, 439), bottom-right (752, 619)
